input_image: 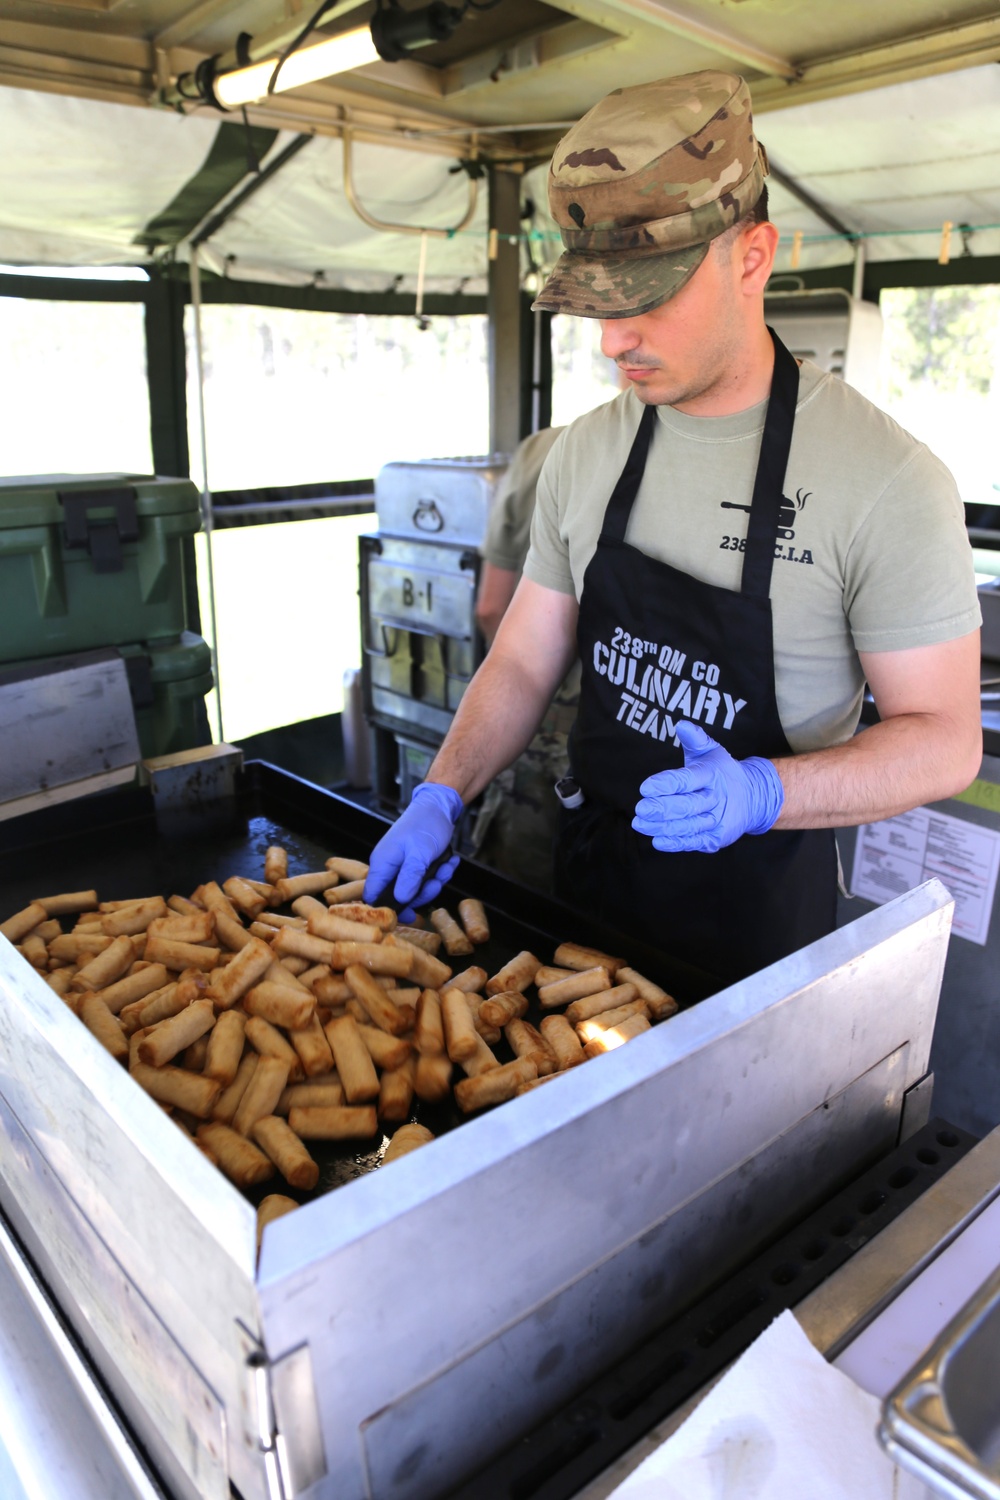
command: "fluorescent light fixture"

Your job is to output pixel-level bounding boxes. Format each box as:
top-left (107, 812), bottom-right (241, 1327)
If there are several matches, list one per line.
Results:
top-left (180, 3), bottom-right (463, 112)
top-left (214, 24), bottom-right (379, 108)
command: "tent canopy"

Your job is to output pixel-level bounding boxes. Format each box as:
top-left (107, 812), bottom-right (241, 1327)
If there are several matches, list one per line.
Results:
top-left (0, 0), bottom-right (998, 287)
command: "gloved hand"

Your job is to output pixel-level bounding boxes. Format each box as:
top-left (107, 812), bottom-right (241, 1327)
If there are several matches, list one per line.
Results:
top-left (632, 722), bottom-right (784, 853)
top-left (363, 781), bottom-right (463, 919)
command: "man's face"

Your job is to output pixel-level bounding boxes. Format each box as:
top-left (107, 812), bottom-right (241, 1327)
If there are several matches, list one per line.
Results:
top-left (598, 224), bottom-right (771, 413)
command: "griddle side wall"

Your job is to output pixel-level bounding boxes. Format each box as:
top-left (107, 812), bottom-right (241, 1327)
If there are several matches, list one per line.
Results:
top-left (257, 886), bottom-right (951, 1500)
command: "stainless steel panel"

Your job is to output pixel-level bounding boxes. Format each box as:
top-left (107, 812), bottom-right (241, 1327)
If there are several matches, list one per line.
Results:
top-left (257, 880), bottom-right (952, 1500)
top-left (0, 1210), bottom-right (169, 1500)
top-left (0, 651), bottom-right (139, 804)
top-left (882, 1263), bottom-right (1000, 1499)
top-left (0, 1094), bottom-right (227, 1500)
top-left (360, 1047), bottom-right (908, 1500)
top-left (796, 1127), bottom-right (1000, 1362)
top-left (370, 689), bottom-right (454, 742)
top-left (578, 1125), bottom-right (1000, 1500)
top-left (901, 1073), bottom-right (936, 1141)
top-left (271, 1344), bottom-right (328, 1495)
top-left (360, 533), bottom-right (482, 754)
top-left (375, 458), bottom-right (507, 547)
top-left (367, 556), bottom-right (475, 639)
top-left (143, 745), bottom-right (243, 810)
top-left (0, 940), bottom-right (267, 1500)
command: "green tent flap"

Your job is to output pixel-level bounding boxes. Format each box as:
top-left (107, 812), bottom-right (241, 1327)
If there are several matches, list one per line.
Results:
top-left (138, 120), bottom-right (280, 248)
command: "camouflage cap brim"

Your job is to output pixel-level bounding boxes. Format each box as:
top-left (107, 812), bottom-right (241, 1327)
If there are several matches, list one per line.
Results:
top-left (531, 240), bottom-right (709, 319)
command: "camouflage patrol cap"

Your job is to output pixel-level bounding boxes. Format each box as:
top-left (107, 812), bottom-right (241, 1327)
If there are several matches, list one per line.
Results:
top-left (532, 70), bottom-right (769, 319)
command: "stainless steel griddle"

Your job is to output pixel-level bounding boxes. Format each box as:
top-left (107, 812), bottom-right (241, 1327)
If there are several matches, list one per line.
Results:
top-left (0, 762), bottom-right (955, 1500)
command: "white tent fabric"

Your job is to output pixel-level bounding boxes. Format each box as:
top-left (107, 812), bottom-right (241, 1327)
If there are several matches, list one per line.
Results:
top-left (761, 65), bottom-right (1000, 274)
top-left (196, 132), bottom-right (490, 293)
top-left (0, 65), bottom-right (998, 285)
top-left (0, 89), bottom-right (222, 266)
top-left (0, 84), bottom-right (491, 290)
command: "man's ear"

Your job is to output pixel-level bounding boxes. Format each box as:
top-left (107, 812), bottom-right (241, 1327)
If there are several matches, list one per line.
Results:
top-left (740, 221), bottom-right (779, 297)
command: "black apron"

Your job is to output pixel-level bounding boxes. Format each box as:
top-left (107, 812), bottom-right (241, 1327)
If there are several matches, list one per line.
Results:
top-left (555, 330), bottom-right (837, 986)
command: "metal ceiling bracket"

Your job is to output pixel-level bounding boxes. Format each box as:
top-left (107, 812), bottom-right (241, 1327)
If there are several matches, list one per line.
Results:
top-left (592, 0), bottom-right (798, 79)
top-left (342, 127), bottom-right (479, 238)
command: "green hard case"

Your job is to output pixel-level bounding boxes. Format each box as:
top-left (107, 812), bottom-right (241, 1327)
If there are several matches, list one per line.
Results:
top-left (0, 473), bottom-right (201, 663)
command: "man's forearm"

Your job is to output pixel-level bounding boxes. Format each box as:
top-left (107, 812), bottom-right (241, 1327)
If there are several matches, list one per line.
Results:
top-left (772, 712), bottom-right (982, 830)
top-left (427, 576), bottom-right (580, 804)
top-left (425, 651), bottom-right (551, 803)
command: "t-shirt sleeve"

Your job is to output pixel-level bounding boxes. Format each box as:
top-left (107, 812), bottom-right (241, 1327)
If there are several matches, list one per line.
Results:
top-left (845, 444), bottom-right (982, 652)
top-left (522, 432), bottom-right (576, 596)
top-left (483, 457), bottom-right (531, 573)
top-left (482, 428), bottom-right (564, 574)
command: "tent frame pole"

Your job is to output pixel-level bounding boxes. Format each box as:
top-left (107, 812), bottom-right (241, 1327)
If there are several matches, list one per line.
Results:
top-left (188, 246), bottom-right (225, 745)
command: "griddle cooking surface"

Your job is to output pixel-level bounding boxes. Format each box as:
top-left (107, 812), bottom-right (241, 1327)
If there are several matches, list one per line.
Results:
top-left (0, 762), bottom-right (715, 1213)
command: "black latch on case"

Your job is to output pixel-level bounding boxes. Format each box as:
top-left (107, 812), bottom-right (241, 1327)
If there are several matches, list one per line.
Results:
top-left (60, 487), bottom-right (140, 574)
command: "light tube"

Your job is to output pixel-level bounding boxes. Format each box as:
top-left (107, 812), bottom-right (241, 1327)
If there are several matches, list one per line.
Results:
top-left (214, 24), bottom-right (380, 108)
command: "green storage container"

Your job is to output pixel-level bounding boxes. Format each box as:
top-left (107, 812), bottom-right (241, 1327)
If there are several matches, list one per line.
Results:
top-left (0, 473), bottom-right (201, 664)
top-left (119, 632), bottom-right (214, 759)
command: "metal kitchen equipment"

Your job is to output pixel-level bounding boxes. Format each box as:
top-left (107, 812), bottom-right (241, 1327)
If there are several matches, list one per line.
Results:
top-left (765, 288), bottom-right (883, 400)
top-left (0, 649), bottom-right (140, 818)
top-left (881, 1265), bottom-right (1000, 1498)
top-left (0, 636), bottom-right (215, 822)
top-left (362, 456), bottom-right (508, 807)
top-left (0, 763), bottom-right (954, 1500)
top-left (460, 1116), bottom-right (977, 1500)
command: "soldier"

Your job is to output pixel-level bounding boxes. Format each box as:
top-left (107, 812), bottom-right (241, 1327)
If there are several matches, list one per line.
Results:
top-left (363, 70), bottom-right (981, 985)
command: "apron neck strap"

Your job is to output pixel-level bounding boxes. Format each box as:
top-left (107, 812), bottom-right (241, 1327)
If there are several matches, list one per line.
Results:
top-left (599, 401), bottom-right (657, 546)
top-left (740, 327), bottom-right (800, 598)
top-left (597, 328), bottom-right (800, 590)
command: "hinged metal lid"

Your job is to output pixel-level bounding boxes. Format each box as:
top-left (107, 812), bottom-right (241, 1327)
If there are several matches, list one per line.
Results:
top-left (374, 456), bottom-right (508, 547)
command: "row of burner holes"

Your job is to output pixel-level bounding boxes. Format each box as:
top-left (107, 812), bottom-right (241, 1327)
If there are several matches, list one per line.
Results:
top-left (699, 1129), bottom-right (963, 1336)
top-left (509, 1130), bottom-right (963, 1500)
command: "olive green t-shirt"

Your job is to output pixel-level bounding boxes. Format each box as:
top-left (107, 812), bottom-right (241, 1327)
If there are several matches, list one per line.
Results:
top-left (483, 426), bottom-right (565, 574)
top-left (524, 362), bottom-right (981, 754)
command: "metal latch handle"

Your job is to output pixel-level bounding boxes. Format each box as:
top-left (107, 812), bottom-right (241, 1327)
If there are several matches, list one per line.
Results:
top-left (60, 487), bottom-right (139, 574)
top-left (362, 624), bottom-right (400, 660)
top-left (363, 622), bottom-right (477, 684)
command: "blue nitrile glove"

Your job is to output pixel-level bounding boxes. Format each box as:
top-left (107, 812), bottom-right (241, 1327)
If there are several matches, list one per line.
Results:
top-left (363, 781), bottom-right (463, 918)
top-left (632, 721), bottom-right (784, 854)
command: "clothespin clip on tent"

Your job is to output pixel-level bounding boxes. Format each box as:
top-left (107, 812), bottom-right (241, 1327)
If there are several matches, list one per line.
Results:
top-left (790, 230), bottom-right (803, 271)
top-left (938, 221), bottom-right (953, 266)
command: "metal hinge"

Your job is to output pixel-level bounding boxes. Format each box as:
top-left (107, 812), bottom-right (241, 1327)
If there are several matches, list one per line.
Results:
top-left (247, 1343), bottom-right (327, 1500)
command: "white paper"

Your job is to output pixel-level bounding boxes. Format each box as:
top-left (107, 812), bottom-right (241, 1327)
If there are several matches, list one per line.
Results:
top-left (850, 806), bottom-right (1000, 945)
top-left (607, 1310), bottom-right (922, 1500)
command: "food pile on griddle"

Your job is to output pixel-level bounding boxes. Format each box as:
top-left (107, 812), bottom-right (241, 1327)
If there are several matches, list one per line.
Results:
top-left (0, 846), bottom-right (678, 1244)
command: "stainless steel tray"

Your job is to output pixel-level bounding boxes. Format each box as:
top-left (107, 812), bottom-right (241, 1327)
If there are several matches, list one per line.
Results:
top-left (0, 767), bottom-right (955, 1500)
top-left (882, 1264), bottom-right (1000, 1499)
top-left (374, 456), bottom-right (507, 548)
